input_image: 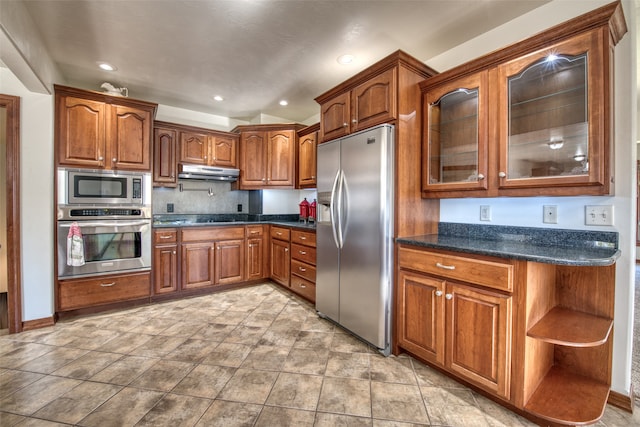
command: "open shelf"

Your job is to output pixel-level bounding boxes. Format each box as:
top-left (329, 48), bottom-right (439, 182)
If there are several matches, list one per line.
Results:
top-left (525, 365), bottom-right (609, 425)
top-left (527, 306), bottom-right (612, 347)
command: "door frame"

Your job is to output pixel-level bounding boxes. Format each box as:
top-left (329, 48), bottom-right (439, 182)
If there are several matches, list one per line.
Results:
top-left (0, 94), bottom-right (22, 333)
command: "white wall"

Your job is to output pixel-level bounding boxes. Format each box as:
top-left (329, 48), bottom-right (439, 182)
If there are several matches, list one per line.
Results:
top-left (0, 67), bottom-right (55, 321)
top-left (427, 0), bottom-right (637, 397)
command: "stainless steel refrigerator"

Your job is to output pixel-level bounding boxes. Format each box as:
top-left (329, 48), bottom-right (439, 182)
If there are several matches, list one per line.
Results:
top-left (316, 124), bottom-right (394, 356)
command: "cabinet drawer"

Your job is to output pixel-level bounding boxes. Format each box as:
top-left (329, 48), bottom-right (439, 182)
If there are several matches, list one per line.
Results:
top-left (154, 229), bottom-right (177, 244)
top-left (290, 275), bottom-right (316, 302)
top-left (271, 226), bottom-right (290, 241)
top-left (291, 243), bottom-right (316, 265)
top-left (246, 225), bottom-right (265, 238)
top-left (398, 247), bottom-right (513, 292)
top-left (58, 271), bottom-right (150, 311)
top-left (182, 226), bottom-right (244, 242)
top-left (291, 229), bottom-right (316, 247)
top-left (291, 259), bottom-right (316, 282)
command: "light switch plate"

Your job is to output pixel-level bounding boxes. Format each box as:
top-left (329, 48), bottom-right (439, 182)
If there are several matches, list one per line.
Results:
top-left (585, 205), bottom-right (614, 226)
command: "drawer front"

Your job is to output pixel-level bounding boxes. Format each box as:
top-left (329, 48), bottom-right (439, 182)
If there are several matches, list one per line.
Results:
top-left (290, 275), bottom-right (316, 302)
top-left (246, 225), bottom-right (265, 238)
top-left (291, 229), bottom-right (316, 247)
top-left (58, 272), bottom-right (151, 311)
top-left (291, 243), bottom-right (316, 265)
top-left (182, 226), bottom-right (245, 242)
top-left (291, 259), bottom-right (316, 282)
top-left (398, 247), bottom-right (513, 292)
top-left (271, 226), bottom-right (290, 241)
top-left (154, 229), bottom-right (178, 244)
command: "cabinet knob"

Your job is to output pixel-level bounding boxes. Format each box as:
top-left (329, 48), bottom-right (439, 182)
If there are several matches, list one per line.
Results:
top-left (204, 156), bottom-right (207, 160)
top-left (262, 178), bottom-right (267, 182)
top-left (343, 123), bottom-right (348, 127)
top-left (171, 174), bottom-right (175, 178)
top-left (299, 250), bottom-right (306, 255)
top-left (498, 171), bottom-right (507, 178)
top-left (112, 158), bottom-right (117, 163)
top-left (300, 284), bottom-right (306, 288)
top-left (477, 174), bottom-right (485, 180)
top-left (435, 290), bottom-right (443, 297)
top-left (299, 267), bottom-right (306, 272)
top-left (172, 251), bottom-right (176, 254)
top-left (311, 176), bottom-right (316, 179)
top-left (285, 248), bottom-right (289, 252)
top-left (352, 119), bottom-right (357, 123)
top-left (98, 156), bottom-right (104, 161)
top-left (445, 293), bottom-right (453, 300)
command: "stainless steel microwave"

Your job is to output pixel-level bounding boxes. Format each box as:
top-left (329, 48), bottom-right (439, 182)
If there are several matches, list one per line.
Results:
top-left (58, 168), bottom-right (151, 206)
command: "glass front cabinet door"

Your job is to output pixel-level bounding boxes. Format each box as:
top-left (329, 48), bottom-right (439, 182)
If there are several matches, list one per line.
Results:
top-left (422, 72), bottom-right (488, 196)
top-left (497, 30), bottom-right (611, 194)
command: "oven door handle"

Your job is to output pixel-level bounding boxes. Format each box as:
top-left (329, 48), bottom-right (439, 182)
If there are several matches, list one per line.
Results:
top-left (58, 220), bottom-right (151, 228)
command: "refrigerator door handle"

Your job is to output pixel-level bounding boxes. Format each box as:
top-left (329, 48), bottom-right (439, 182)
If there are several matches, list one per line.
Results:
top-left (336, 170), bottom-right (345, 249)
top-left (329, 169), bottom-right (341, 249)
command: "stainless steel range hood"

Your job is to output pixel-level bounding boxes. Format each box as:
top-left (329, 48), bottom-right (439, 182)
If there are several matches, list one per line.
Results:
top-left (178, 164), bottom-right (240, 182)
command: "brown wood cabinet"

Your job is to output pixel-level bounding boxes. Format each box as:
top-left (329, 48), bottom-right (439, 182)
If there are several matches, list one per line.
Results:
top-left (269, 226), bottom-right (290, 287)
top-left (246, 225), bottom-right (268, 280)
top-left (289, 229), bottom-right (316, 302)
top-left (233, 124), bottom-right (305, 189)
top-left (58, 271), bottom-right (151, 311)
top-left (397, 246), bottom-right (513, 399)
top-left (315, 50), bottom-right (439, 239)
top-left (153, 126), bottom-right (178, 186)
top-left (297, 123), bottom-right (318, 188)
top-left (180, 131), bottom-right (237, 167)
top-left (152, 229), bottom-right (178, 295)
top-left (55, 85), bottom-right (157, 171)
top-left (419, 2), bottom-right (626, 198)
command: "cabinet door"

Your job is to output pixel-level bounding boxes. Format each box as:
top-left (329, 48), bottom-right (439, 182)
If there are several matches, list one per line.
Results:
top-left (239, 131), bottom-right (267, 187)
top-left (57, 96), bottom-right (106, 168)
top-left (446, 282), bottom-right (512, 399)
top-left (181, 242), bottom-right (215, 289)
top-left (246, 236), bottom-right (265, 280)
top-left (153, 244), bottom-right (178, 294)
top-left (267, 130), bottom-right (295, 187)
top-left (153, 126), bottom-right (177, 186)
top-left (397, 270), bottom-right (445, 366)
top-left (320, 91), bottom-right (351, 142)
top-left (180, 131), bottom-right (209, 165)
top-left (215, 239), bottom-right (244, 285)
top-left (210, 135), bottom-right (237, 167)
top-left (270, 238), bottom-right (290, 286)
top-left (109, 105), bottom-right (152, 171)
top-left (352, 68), bottom-right (397, 132)
top-left (422, 72), bottom-right (488, 194)
top-left (298, 131), bottom-right (317, 188)
top-left (497, 31), bottom-right (607, 192)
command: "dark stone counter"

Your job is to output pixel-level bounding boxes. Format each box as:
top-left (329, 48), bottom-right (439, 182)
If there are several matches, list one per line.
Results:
top-left (152, 213), bottom-right (316, 231)
top-left (396, 223), bottom-right (620, 267)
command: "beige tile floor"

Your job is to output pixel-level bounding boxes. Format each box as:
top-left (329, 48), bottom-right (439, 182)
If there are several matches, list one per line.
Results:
top-left (0, 283), bottom-right (638, 426)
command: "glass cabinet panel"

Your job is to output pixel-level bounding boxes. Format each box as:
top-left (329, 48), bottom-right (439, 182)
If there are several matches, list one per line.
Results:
top-left (428, 88), bottom-right (479, 184)
top-left (506, 53), bottom-right (588, 180)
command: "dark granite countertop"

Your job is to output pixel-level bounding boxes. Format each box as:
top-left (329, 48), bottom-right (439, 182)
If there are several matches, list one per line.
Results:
top-left (152, 214), bottom-right (316, 231)
top-left (396, 223), bottom-right (620, 267)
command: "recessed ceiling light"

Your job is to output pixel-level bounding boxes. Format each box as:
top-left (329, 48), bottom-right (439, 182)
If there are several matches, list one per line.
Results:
top-left (337, 54), bottom-right (355, 65)
top-left (97, 62), bottom-right (117, 71)
top-left (279, 100), bottom-right (288, 106)
top-left (213, 95), bottom-right (224, 102)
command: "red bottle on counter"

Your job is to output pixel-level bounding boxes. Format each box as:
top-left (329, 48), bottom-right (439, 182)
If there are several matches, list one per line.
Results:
top-left (299, 198), bottom-right (309, 220)
top-left (309, 199), bottom-right (317, 222)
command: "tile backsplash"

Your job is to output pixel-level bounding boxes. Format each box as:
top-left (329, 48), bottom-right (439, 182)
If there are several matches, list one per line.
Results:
top-left (152, 181), bottom-right (249, 214)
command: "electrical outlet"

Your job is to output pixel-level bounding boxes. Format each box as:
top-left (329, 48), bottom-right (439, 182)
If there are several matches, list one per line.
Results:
top-left (237, 204), bottom-right (243, 212)
top-left (585, 205), bottom-right (614, 226)
top-left (480, 205), bottom-right (491, 221)
top-left (543, 205), bottom-right (557, 224)
top-left (167, 203), bottom-right (174, 213)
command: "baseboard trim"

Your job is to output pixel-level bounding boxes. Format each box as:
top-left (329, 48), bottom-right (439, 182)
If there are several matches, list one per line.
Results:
top-left (608, 386), bottom-right (634, 413)
top-left (22, 316), bottom-right (55, 331)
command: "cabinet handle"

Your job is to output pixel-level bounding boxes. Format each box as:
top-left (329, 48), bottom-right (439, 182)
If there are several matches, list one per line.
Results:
top-left (300, 284), bottom-right (306, 288)
top-left (435, 290), bottom-right (443, 297)
top-left (436, 262), bottom-right (456, 270)
top-left (445, 293), bottom-right (453, 300)
top-left (477, 174), bottom-right (485, 180)
top-left (262, 178), bottom-right (267, 182)
top-left (277, 232), bottom-right (282, 235)
top-left (343, 123), bottom-right (348, 127)
top-left (299, 250), bottom-right (307, 255)
top-left (112, 158), bottom-right (117, 163)
top-left (250, 231), bottom-right (259, 234)
top-left (160, 235), bottom-right (172, 239)
top-left (498, 171), bottom-right (507, 178)
top-left (172, 251), bottom-right (176, 254)
top-left (300, 236), bottom-right (307, 240)
top-left (204, 155), bottom-right (207, 159)
top-left (299, 267), bottom-right (306, 272)
top-left (352, 119), bottom-right (357, 123)
top-left (100, 282), bottom-right (116, 287)
top-left (98, 156), bottom-right (104, 161)
top-left (311, 176), bottom-right (316, 179)
top-left (285, 248), bottom-right (289, 252)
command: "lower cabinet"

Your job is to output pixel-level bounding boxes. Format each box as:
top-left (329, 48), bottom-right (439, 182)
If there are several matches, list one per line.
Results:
top-left (215, 239), bottom-right (244, 285)
top-left (58, 271), bottom-right (151, 311)
top-left (269, 225), bottom-right (317, 302)
top-left (246, 225), bottom-right (268, 280)
top-left (397, 246), bottom-right (513, 400)
top-left (153, 228), bottom-right (178, 294)
top-left (270, 227), bottom-right (290, 286)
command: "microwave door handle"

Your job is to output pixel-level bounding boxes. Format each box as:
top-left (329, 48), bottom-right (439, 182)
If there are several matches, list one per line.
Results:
top-left (58, 220), bottom-right (150, 228)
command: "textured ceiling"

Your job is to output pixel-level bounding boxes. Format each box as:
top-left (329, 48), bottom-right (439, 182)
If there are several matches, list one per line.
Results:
top-left (23, 0), bottom-right (552, 122)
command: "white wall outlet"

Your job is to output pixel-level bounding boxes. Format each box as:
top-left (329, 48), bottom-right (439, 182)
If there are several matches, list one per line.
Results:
top-left (585, 205), bottom-right (614, 226)
top-left (543, 205), bottom-right (557, 224)
top-left (480, 205), bottom-right (491, 221)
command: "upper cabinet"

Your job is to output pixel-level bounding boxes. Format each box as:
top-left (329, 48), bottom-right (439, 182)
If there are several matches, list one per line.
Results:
top-left (419, 1), bottom-right (627, 198)
top-left (315, 51), bottom-right (434, 144)
top-left (297, 123), bottom-right (319, 189)
top-left (55, 85), bottom-right (157, 171)
top-left (153, 125), bottom-right (178, 186)
top-left (233, 124), bottom-right (305, 189)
